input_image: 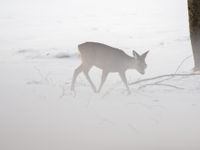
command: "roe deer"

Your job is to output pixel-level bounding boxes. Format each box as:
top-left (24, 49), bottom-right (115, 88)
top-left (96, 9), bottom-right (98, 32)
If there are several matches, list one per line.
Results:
top-left (71, 42), bottom-right (149, 94)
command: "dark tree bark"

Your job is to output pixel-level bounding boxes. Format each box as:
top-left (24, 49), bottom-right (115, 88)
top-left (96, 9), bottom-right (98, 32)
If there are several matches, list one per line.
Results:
top-left (188, 0), bottom-right (200, 71)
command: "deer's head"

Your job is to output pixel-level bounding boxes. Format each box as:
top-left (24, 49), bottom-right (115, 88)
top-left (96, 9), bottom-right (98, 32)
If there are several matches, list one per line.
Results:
top-left (132, 50), bottom-right (149, 75)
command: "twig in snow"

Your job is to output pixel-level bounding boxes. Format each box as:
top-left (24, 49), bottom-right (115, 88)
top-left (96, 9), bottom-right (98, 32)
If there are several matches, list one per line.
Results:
top-left (174, 55), bottom-right (192, 74)
top-left (129, 73), bottom-right (200, 86)
top-left (34, 67), bottom-right (52, 84)
top-left (138, 83), bottom-right (184, 90)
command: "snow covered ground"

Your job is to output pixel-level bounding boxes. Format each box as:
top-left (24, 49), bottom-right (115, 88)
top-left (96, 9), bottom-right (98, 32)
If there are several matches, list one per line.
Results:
top-left (1, 0), bottom-right (200, 149)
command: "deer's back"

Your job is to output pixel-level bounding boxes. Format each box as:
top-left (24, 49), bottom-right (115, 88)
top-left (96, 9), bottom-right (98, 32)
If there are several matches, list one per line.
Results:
top-left (78, 42), bottom-right (130, 71)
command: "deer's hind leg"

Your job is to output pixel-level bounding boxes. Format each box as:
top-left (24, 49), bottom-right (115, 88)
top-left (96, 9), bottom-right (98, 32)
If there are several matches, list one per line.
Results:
top-left (82, 64), bottom-right (97, 93)
top-left (71, 64), bottom-right (84, 91)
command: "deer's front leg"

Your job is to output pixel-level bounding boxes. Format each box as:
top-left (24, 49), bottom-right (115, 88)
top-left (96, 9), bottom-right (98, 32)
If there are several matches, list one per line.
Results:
top-left (97, 70), bottom-right (109, 93)
top-left (119, 71), bottom-right (131, 94)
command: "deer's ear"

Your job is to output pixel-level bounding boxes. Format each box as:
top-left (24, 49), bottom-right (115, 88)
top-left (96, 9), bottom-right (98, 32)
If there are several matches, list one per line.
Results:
top-left (132, 50), bottom-right (140, 58)
top-left (141, 51), bottom-right (149, 59)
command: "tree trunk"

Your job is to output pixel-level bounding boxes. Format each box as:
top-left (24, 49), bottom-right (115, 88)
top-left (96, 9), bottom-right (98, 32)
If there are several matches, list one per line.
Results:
top-left (188, 0), bottom-right (200, 71)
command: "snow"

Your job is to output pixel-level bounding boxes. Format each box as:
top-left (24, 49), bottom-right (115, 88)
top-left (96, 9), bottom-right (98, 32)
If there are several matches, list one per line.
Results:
top-left (0, 0), bottom-right (200, 149)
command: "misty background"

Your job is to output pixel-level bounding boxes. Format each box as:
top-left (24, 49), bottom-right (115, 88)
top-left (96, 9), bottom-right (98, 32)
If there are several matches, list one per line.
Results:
top-left (1, 0), bottom-right (200, 150)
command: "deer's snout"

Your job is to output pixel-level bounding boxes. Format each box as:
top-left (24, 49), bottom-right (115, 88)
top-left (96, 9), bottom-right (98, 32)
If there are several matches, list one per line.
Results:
top-left (137, 69), bottom-right (145, 75)
top-left (140, 71), bottom-right (145, 75)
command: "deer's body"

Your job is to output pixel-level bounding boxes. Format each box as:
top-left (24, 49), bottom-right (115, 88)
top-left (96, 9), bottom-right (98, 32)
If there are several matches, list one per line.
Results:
top-left (79, 42), bottom-right (134, 72)
top-left (71, 42), bottom-right (149, 94)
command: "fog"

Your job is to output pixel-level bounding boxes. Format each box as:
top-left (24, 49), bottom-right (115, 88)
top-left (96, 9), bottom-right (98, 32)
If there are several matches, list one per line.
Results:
top-left (1, 0), bottom-right (200, 150)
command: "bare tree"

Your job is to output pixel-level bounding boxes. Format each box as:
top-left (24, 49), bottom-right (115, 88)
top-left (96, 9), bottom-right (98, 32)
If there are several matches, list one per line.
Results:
top-left (188, 0), bottom-right (200, 71)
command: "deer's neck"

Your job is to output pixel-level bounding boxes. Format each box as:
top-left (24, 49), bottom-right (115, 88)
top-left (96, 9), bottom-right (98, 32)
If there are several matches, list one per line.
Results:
top-left (124, 56), bottom-right (137, 70)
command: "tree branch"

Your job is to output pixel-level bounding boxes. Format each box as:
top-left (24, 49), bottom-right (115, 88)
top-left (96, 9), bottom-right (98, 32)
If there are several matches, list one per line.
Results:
top-left (129, 73), bottom-right (200, 86)
top-left (138, 83), bottom-right (184, 90)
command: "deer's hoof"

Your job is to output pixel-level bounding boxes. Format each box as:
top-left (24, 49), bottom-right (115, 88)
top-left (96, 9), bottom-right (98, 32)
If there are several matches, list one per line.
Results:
top-left (94, 89), bottom-right (98, 93)
top-left (127, 91), bottom-right (131, 95)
